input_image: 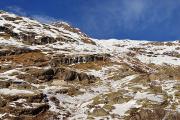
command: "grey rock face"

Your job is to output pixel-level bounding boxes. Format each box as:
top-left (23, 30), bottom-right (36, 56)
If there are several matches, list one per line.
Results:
top-left (55, 67), bottom-right (96, 82)
top-left (50, 54), bottom-right (110, 66)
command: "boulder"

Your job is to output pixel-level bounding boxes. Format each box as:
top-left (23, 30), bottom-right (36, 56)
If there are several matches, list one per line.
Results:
top-left (0, 96), bottom-right (7, 107)
top-left (40, 68), bottom-right (55, 81)
top-left (40, 36), bottom-right (57, 44)
top-left (64, 70), bottom-right (77, 81)
top-left (149, 80), bottom-right (162, 93)
top-left (0, 81), bottom-right (11, 88)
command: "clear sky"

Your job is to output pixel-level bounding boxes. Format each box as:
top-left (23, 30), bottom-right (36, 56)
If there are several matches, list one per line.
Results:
top-left (0, 0), bottom-right (180, 41)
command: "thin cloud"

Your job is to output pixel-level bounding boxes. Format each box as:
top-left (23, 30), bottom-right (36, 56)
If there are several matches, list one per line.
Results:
top-left (31, 15), bottom-right (57, 23)
top-left (81, 0), bottom-right (148, 35)
top-left (6, 6), bottom-right (58, 24)
top-left (6, 6), bottom-right (27, 16)
top-left (119, 0), bottom-right (148, 29)
top-left (81, 0), bottom-right (180, 36)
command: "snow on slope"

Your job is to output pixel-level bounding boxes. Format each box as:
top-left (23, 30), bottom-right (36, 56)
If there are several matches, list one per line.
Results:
top-left (95, 39), bottom-right (180, 66)
top-left (0, 11), bottom-right (180, 120)
top-left (0, 11), bottom-right (80, 41)
top-left (0, 11), bottom-right (179, 65)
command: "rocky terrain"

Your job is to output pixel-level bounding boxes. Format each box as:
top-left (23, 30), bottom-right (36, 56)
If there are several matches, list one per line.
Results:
top-left (0, 11), bottom-right (180, 120)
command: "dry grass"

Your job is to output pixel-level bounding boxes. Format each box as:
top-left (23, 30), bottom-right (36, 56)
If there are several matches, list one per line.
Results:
top-left (0, 33), bottom-right (11, 39)
top-left (0, 52), bottom-right (49, 66)
top-left (81, 38), bottom-right (96, 45)
top-left (71, 61), bottom-right (117, 71)
top-left (148, 66), bottom-right (180, 81)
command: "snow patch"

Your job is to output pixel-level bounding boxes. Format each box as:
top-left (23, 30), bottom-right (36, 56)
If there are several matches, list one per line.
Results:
top-left (0, 88), bottom-right (34, 95)
top-left (112, 100), bottom-right (141, 116)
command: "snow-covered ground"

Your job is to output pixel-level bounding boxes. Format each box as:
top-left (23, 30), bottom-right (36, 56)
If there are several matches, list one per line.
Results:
top-left (0, 11), bottom-right (179, 119)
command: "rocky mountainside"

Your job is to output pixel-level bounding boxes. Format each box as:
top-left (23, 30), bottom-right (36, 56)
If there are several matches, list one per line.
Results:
top-left (0, 11), bottom-right (180, 120)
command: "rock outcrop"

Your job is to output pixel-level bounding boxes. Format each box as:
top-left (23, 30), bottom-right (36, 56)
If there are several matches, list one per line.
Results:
top-left (0, 47), bottom-right (39, 56)
top-left (0, 89), bottom-right (49, 119)
top-left (54, 67), bottom-right (96, 82)
top-left (19, 67), bottom-right (97, 82)
top-left (50, 54), bottom-right (110, 66)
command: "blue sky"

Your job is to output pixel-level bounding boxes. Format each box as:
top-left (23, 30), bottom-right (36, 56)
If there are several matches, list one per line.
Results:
top-left (0, 0), bottom-right (180, 41)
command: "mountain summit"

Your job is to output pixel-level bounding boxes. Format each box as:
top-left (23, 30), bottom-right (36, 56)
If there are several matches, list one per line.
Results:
top-left (0, 11), bottom-right (180, 120)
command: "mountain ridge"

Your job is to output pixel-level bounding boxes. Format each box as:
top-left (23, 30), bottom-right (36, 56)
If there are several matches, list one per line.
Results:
top-left (0, 11), bottom-right (179, 120)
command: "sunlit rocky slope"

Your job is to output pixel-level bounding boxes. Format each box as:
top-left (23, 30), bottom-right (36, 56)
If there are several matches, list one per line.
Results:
top-left (0, 11), bottom-right (180, 120)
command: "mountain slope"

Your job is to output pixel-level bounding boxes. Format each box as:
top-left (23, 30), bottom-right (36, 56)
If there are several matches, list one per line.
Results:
top-left (0, 11), bottom-right (180, 120)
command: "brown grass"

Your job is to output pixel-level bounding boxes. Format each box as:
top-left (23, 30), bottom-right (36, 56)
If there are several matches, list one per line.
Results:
top-left (0, 52), bottom-right (49, 66)
top-left (0, 33), bottom-right (11, 39)
top-left (81, 38), bottom-right (96, 45)
top-left (71, 61), bottom-right (116, 71)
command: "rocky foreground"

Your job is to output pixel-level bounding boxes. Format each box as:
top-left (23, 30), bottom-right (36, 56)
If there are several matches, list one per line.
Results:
top-left (0, 11), bottom-right (180, 120)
